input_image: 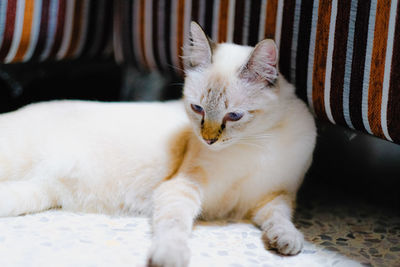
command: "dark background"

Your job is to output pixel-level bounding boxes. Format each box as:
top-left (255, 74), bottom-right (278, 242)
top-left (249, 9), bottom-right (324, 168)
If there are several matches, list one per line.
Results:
top-left (1, 59), bottom-right (399, 213)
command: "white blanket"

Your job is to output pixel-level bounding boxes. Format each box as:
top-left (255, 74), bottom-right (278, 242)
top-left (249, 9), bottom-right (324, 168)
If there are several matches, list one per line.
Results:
top-left (0, 210), bottom-right (360, 267)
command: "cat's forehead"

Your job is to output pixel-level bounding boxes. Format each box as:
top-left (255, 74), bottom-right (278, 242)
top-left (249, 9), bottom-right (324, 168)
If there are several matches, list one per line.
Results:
top-left (211, 43), bottom-right (253, 75)
top-left (200, 74), bottom-right (248, 109)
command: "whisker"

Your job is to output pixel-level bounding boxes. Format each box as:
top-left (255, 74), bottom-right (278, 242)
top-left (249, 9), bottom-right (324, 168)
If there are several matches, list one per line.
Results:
top-left (236, 141), bottom-right (264, 149)
top-left (228, 138), bottom-right (265, 149)
top-left (165, 63), bottom-right (186, 73)
top-left (244, 134), bottom-right (273, 138)
top-left (239, 136), bottom-right (272, 141)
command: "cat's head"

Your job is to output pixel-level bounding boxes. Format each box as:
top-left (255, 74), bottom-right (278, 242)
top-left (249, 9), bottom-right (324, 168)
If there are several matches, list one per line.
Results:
top-left (183, 22), bottom-right (288, 150)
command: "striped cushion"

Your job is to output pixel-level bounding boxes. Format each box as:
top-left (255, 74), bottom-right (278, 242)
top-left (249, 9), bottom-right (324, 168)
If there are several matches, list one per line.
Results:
top-left (0, 0), bottom-right (113, 63)
top-left (113, 0), bottom-right (400, 144)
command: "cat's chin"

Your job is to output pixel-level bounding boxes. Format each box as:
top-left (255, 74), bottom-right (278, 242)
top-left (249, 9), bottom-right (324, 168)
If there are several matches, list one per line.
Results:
top-left (202, 144), bottom-right (224, 151)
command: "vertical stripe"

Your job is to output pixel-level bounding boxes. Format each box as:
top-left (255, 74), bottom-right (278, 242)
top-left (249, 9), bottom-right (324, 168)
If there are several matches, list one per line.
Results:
top-left (163, 0), bottom-right (173, 68)
top-left (12, 0), bottom-right (37, 62)
top-left (388, 0), bottom-right (400, 143)
top-left (157, 0), bottom-right (169, 70)
top-left (56, 0), bottom-right (75, 59)
top-left (113, 0), bottom-right (123, 63)
top-left (114, 0), bottom-right (124, 63)
top-left (40, 0), bottom-right (60, 60)
top-left (13, 0), bottom-right (35, 61)
top-left (329, 0), bottom-right (351, 126)
top-left (367, 0), bottom-right (391, 138)
top-left (347, 0), bottom-right (370, 130)
top-left (191, 0), bottom-right (199, 22)
top-left (99, 0), bottom-right (113, 57)
top-left (263, 0), bottom-right (277, 39)
top-left (258, 0), bottom-right (267, 41)
top-left (182, 0), bottom-right (192, 68)
top-left (138, 0), bottom-right (149, 68)
top-left (170, 0), bottom-right (186, 73)
top-left (80, 0), bottom-right (99, 57)
top-left (295, 0), bottom-right (313, 102)
top-left (176, 0), bottom-right (188, 72)
top-left (23, 0), bottom-right (43, 61)
top-left (198, 0), bottom-right (206, 27)
top-left (217, 0), bottom-right (230, 43)
top-left (211, 0), bottom-right (220, 41)
top-left (278, 0), bottom-right (295, 81)
top-left (226, 0), bottom-right (235, 43)
top-left (0, 0), bottom-right (7, 47)
top-left (132, 0), bottom-right (143, 67)
top-left (152, 0), bottom-right (162, 69)
top-left (144, 0), bottom-right (155, 68)
top-left (274, 0), bottom-right (283, 49)
top-left (203, 0), bottom-right (214, 36)
top-left (123, 0), bottom-right (136, 65)
top-left (47, 0), bottom-right (66, 59)
top-left (323, 0), bottom-right (338, 124)
top-left (62, 0), bottom-right (84, 59)
top-left (241, 0), bottom-right (251, 45)
top-left (361, 0), bottom-right (377, 133)
top-left (170, 0), bottom-right (178, 71)
top-left (306, 0), bottom-right (319, 111)
top-left (311, 0), bottom-right (332, 120)
top-left (31, 0), bottom-right (51, 60)
top-left (4, 0), bottom-right (26, 63)
top-left (381, 0), bottom-right (398, 142)
top-left (290, 0), bottom-right (301, 84)
top-left (0, 0), bottom-right (17, 61)
top-left (343, 0), bottom-right (358, 129)
top-left (72, 0), bottom-right (90, 58)
top-left (233, 0), bottom-right (245, 44)
top-left (248, 0), bottom-right (262, 46)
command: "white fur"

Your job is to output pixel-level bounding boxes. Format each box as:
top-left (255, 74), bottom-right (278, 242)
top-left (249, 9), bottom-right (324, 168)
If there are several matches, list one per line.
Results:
top-left (0, 101), bottom-right (189, 216)
top-left (0, 29), bottom-right (316, 266)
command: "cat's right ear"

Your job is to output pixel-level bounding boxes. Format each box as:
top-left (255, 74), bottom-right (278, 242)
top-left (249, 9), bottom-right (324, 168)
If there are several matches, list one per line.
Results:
top-left (239, 39), bottom-right (278, 86)
top-left (183, 22), bottom-right (214, 69)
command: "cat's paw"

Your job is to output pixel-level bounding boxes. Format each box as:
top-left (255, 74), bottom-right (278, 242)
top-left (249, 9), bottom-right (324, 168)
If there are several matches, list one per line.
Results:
top-left (147, 237), bottom-right (190, 267)
top-left (262, 221), bottom-right (304, 255)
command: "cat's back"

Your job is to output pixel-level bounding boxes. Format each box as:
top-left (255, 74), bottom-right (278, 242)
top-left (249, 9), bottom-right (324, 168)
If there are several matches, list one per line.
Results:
top-left (0, 100), bottom-right (191, 165)
top-left (0, 100), bottom-right (188, 137)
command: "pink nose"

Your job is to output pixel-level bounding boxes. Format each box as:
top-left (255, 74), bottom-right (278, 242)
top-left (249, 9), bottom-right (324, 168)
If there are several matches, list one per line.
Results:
top-left (204, 138), bottom-right (217, 145)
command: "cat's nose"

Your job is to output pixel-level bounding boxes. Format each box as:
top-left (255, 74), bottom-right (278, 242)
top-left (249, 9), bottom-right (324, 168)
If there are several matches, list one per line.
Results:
top-left (204, 138), bottom-right (217, 145)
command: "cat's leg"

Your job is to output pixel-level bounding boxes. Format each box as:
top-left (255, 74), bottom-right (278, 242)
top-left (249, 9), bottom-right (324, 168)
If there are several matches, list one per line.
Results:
top-left (147, 177), bottom-right (202, 267)
top-left (252, 194), bottom-right (303, 255)
top-left (0, 180), bottom-right (57, 217)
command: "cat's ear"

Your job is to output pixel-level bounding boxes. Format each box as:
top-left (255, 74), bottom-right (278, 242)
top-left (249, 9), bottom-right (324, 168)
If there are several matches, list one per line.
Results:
top-left (183, 22), bottom-right (214, 69)
top-left (239, 39), bottom-right (278, 86)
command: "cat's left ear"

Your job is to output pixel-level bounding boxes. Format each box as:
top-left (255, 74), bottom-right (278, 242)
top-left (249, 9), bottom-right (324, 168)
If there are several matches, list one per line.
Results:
top-left (239, 39), bottom-right (278, 86)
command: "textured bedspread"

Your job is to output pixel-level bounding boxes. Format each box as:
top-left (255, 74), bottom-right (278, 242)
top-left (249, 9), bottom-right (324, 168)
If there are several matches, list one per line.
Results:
top-left (0, 210), bottom-right (360, 267)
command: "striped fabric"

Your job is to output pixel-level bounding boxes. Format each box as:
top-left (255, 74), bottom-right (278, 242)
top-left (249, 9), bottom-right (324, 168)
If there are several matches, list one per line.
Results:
top-left (114, 0), bottom-right (400, 144)
top-left (0, 0), bottom-right (113, 63)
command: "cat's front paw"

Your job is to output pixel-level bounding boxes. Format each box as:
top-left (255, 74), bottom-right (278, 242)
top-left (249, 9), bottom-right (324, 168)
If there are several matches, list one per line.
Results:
top-left (147, 236), bottom-right (190, 267)
top-left (262, 221), bottom-right (304, 255)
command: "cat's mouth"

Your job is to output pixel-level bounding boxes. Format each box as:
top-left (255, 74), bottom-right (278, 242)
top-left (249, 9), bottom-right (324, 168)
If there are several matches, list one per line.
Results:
top-left (203, 138), bottom-right (218, 145)
top-left (200, 136), bottom-right (234, 150)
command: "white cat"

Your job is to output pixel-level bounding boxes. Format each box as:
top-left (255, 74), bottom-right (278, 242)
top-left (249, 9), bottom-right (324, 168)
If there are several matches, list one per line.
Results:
top-left (0, 22), bottom-right (316, 267)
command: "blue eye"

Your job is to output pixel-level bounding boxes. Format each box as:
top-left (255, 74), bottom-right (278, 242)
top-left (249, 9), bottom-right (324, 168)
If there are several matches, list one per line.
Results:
top-left (226, 112), bottom-right (243, 121)
top-left (191, 104), bottom-right (204, 114)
